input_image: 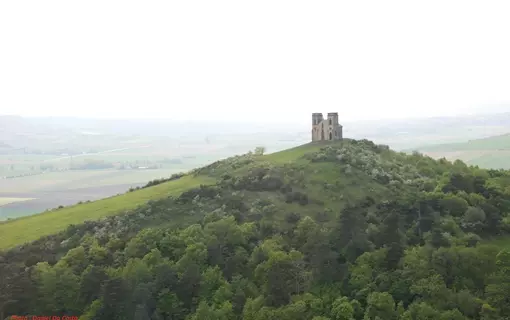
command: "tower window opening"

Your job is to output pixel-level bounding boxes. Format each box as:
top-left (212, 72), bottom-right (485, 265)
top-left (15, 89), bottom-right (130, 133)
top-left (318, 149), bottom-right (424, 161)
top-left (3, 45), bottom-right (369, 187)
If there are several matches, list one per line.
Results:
top-left (329, 132), bottom-right (332, 140)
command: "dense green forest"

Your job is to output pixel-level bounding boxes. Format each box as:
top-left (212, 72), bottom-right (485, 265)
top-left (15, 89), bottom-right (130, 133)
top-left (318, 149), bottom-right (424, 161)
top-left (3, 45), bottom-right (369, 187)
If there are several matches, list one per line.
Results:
top-left (1, 139), bottom-right (510, 319)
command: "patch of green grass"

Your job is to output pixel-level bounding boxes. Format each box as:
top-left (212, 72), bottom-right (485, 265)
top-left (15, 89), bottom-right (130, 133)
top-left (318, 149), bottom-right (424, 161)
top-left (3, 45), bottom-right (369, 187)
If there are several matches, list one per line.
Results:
top-left (0, 175), bottom-right (216, 250)
top-left (483, 236), bottom-right (510, 251)
top-left (264, 141), bottom-right (338, 164)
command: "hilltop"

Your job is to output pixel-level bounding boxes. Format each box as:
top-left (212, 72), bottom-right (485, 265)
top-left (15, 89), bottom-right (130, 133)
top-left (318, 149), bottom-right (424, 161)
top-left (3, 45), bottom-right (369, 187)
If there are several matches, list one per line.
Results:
top-left (0, 139), bottom-right (421, 250)
top-left (412, 133), bottom-right (510, 169)
top-left (1, 139), bottom-right (510, 319)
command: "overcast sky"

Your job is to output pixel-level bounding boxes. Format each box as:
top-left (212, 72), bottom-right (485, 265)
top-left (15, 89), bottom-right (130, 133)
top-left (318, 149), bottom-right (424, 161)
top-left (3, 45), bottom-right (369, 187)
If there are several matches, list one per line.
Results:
top-left (1, 1), bottom-right (509, 123)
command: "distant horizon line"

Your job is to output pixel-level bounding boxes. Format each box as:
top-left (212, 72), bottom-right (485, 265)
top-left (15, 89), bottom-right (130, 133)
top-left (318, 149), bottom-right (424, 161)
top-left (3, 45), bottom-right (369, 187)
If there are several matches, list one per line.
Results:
top-left (1, 110), bottom-right (509, 124)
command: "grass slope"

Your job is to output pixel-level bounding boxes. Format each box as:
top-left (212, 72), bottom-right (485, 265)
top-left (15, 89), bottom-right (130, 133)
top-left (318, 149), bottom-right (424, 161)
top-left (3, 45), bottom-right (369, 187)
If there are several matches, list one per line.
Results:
top-left (0, 175), bottom-right (215, 250)
top-left (411, 133), bottom-right (510, 169)
top-left (194, 140), bottom-right (413, 224)
top-left (263, 142), bottom-right (326, 164)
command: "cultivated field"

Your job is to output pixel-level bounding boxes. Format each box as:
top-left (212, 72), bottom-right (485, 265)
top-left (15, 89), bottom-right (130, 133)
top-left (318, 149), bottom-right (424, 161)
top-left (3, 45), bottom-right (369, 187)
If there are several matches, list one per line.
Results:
top-left (0, 168), bottom-right (191, 193)
top-left (0, 184), bottom-right (140, 220)
top-left (0, 169), bottom-right (196, 220)
top-left (0, 141), bottom-right (297, 220)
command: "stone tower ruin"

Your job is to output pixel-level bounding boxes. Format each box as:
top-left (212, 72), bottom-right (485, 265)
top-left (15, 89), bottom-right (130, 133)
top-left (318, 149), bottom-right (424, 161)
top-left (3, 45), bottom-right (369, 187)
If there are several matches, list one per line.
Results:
top-left (311, 112), bottom-right (343, 141)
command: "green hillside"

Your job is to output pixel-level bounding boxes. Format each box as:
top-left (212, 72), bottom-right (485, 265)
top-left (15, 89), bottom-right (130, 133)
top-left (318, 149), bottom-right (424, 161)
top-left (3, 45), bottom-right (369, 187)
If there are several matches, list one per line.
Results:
top-left (411, 133), bottom-right (510, 169)
top-left (2, 139), bottom-right (510, 319)
top-left (0, 175), bottom-right (215, 250)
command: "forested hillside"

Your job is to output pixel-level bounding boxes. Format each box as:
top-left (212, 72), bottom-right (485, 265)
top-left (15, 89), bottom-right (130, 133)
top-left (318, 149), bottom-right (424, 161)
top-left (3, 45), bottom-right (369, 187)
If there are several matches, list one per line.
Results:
top-left (2, 139), bottom-right (510, 319)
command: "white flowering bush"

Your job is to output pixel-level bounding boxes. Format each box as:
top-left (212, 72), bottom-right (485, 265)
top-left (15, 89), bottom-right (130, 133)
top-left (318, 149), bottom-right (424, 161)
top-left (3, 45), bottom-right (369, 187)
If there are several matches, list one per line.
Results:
top-left (193, 152), bottom-right (257, 177)
top-left (305, 140), bottom-right (434, 188)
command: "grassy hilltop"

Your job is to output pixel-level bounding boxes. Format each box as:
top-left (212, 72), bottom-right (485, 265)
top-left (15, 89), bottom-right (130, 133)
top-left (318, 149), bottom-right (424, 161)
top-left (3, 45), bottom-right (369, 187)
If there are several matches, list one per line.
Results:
top-left (2, 139), bottom-right (510, 319)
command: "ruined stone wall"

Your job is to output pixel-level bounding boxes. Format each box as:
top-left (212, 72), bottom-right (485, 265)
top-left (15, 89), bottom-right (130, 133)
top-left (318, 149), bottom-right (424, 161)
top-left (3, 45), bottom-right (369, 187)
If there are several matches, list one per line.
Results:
top-left (311, 112), bottom-right (343, 141)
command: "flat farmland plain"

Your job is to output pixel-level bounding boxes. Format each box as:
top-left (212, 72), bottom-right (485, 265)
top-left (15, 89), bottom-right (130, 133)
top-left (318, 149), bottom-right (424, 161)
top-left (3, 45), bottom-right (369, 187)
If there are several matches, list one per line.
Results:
top-left (0, 140), bottom-right (274, 220)
top-left (0, 197), bottom-right (35, 206)
top-left (0, 185), bottom-right (137, 220)
top-left (0, 168), bottom-right (190, 220)
top-left (0, 168), bottom-right (190, 193)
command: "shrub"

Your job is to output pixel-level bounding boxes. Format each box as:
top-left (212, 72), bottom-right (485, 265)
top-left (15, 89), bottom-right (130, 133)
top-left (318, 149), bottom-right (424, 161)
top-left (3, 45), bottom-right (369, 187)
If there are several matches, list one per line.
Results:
top-left (285, 212), bottom-right (301, 224)
top-left (143, 173), bottom-right (185, 188)
top-left (284, 191), bottom-right (309, 206)
top-left (177, 185), bottom-right (219, 204)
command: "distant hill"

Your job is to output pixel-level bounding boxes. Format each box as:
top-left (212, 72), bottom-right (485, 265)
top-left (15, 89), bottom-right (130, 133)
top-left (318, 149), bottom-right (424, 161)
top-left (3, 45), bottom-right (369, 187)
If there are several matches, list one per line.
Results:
top-left (348, 112), bottom-right (510, 150)
top-left (3, 112), bottom-right (510, 155)
top-left (1, 139), bottom-right (510, 318)
top-left (415, 133), bottom-right (510, 152)
top-left (411, 133), bottom-right (510, 169)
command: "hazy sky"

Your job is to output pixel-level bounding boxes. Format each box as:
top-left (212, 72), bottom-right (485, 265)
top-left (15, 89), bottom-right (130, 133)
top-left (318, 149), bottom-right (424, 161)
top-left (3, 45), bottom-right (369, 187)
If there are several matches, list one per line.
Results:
top-left (1, 1), bottom-right (509, 123)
